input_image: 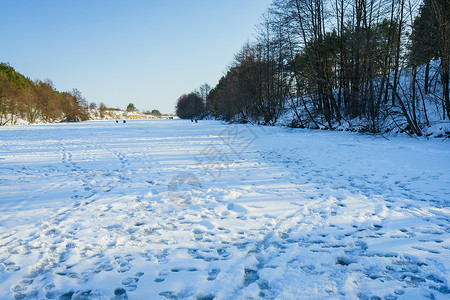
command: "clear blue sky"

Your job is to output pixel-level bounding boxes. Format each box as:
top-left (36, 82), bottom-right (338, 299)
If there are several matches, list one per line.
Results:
top-left (0, 0), bottom-right (272, 114)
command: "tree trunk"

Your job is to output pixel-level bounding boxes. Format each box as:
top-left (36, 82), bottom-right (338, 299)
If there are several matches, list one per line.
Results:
top-left (424, 62), bottom-right (430, 94)
top-left (392, 0), bottom-right (405, 106)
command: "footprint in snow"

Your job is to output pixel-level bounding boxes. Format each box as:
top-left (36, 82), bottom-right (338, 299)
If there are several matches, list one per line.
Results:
top-left (59, 290), bottom-right (106, 300)
top-left (243, 268), bottom-right (259, 286)
top-left (207, 268), bottom-right (220, 281)
top-left (114, 255), bottom-right (134, 273)
top-left (3, 261), bottom-right (21, 272)
top-left (43, 283), bottom-right (57, 299)
top-left (411, 246), bottom-right (441, 254)
top-left (159, 291), bottom-right (178, 299)
top-left (121, 281), bottom-right (137, 291)
top-left (114, 288), bottom-right (128, 299)
top-left (190, 250), bottom-right (220, 262)
top-left (154, 269), bottom-right (170, 282)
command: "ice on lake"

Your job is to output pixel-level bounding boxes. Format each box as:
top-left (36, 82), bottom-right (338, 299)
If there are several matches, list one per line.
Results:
top-left (0, 120), bottom-right (449, 299)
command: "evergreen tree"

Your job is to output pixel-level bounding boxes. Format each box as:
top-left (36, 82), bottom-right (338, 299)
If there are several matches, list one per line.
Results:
top-left (126, 103), bottom-right (136, 112)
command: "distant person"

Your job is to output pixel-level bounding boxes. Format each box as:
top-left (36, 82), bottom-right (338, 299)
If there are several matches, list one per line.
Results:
top-left (191, 119), bottom-right (193, 122)
top-left (116, 120), bottom-right (118, 123)
top-left (194, 118), bottom-right (198, 123)
top-left (123, 120), bottom-right (126, 123)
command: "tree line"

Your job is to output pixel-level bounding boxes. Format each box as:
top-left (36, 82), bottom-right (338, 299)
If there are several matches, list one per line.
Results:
top-left (177, 0), bottom-right (448, 136)
top-left (0, 63), bottom-right (89, 125)
top-left (175, 83), bottom-right (211, 119)
top-left (0, 64), bottom-right (164, 125)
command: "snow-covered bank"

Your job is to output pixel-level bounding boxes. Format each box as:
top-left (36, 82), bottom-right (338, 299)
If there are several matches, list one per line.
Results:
top-left (0, 120), bottom-right (449, 299)
top-left (0, 109), bottom-right (172, 127)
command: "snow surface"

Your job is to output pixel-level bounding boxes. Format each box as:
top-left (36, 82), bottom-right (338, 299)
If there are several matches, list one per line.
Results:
top-left (0, 119), bottom-right (449, 299)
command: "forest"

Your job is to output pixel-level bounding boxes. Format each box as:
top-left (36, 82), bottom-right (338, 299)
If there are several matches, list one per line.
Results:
top-left (176, 0), bottom-right (449, 136)
top-left (0, 63), bottom-right (90, 125)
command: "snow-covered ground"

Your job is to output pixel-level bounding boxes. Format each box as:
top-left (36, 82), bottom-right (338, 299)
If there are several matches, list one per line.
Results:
top-left (0, 120), bottom-right (449, 299)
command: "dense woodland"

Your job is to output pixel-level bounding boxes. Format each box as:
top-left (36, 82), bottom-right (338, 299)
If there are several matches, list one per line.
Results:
top-left (177, 0), bottom-right (449, 136)
top-left (0, 63), bottom-right (90, 125)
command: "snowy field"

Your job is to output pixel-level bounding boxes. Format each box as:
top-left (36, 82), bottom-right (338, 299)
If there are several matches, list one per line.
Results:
top-left (0, 120), bottom-right (449, 300)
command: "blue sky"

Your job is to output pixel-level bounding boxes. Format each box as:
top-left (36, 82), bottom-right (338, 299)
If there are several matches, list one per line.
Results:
top-left (0, 0), bottom-right (272, 114)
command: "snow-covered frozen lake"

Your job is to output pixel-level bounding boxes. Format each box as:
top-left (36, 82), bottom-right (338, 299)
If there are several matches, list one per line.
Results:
top-left (0, 119), bottom-right (449, 299)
